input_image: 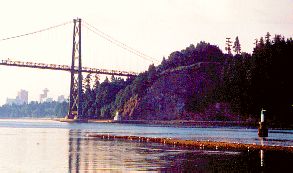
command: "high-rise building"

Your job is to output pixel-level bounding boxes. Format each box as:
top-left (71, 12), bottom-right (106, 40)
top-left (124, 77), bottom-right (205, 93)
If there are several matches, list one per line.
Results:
top-left (6, 89), bottom-right (28, 105)
top-left (39, 88), bottom-right (49, 103)
top-left (17, 89), bottom-right (28, 104)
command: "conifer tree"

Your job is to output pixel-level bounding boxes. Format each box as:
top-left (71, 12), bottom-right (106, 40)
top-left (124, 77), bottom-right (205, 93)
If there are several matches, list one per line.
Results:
top-left (233, 36), bottom-right (241, 54)
top-left (265, 32), bottom-right (271, 45)
top-left (225, 37), bottom-right (232, 54)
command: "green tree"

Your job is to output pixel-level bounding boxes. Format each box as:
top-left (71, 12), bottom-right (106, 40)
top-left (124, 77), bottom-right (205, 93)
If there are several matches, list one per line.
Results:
top-left (147, 63), bottom-right (157, 82)
top-left (110, 75), bottom-right (116, 82)
top-left (93, 74), bottom-right (100, 88)
top-left (233, 36), bottom-right (241, 54)
top-left (259, 37), bottom-right (265, 48)
top-left (265, 32), bottom-right (271, 45)
top-left (104, 76), bottom-right (110, 83)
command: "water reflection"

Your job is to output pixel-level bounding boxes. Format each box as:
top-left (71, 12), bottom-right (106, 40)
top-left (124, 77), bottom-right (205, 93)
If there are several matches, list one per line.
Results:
top-left (259, 137), bottom-right (265, 168)
top-left (66, 130), bottom-right (293, 172)
top-left (68, 130), bottom-right (80, 172)
top-left (260, 149), bottom-right (264, 167)
top-left (0, 120), bottom-right (292, 172)
top-left (67, 129), bottom-right (170, 172)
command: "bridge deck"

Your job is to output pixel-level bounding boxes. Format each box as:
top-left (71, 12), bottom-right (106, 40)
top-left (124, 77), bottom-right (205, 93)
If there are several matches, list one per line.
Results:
top-left (0, 59), bottom-right (138, 77)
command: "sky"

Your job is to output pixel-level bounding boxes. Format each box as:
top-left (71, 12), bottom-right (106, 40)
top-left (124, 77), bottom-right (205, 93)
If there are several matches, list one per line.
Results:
top-left (0, 0), bottom-right (292, 105)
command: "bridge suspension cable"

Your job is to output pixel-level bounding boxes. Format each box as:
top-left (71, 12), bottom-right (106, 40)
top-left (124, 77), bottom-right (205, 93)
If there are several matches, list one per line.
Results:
top-left (82, 21), bottom-right (159, 63)
top-left (0, 19), bottom-right (158, 64)
top-left (0, 21), bottom-right (73, 42)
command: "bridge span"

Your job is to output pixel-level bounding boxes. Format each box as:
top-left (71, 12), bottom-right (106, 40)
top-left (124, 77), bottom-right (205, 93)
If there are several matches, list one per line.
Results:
top-left (0, 59), bottom-right (138, 77)
top-left (0, 18), bottom-right (146, 120)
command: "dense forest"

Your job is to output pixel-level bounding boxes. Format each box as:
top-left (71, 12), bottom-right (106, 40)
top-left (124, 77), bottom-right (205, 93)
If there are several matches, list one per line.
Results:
top-left (0, 101), bottom-right (68, 118)
top-left (80, 33), bottom-right (292, 125)
top-left (0, 33), bottom-right (292, 125)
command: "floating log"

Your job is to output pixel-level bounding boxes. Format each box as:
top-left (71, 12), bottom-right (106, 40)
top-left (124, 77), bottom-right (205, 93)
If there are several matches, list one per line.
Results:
top-left (87, 134), bottom-right (293, 153)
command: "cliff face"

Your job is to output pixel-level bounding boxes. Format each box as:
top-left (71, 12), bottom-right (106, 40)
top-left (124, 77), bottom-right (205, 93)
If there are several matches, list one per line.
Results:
top-left (120, 62), bottom-right (225, 120)
top-left (84, 39), bottom-right (293, 125)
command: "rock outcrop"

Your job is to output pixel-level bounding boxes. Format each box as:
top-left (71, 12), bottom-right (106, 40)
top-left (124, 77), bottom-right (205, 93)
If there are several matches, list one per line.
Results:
top-left (120, 62), bottom-right (227, 120)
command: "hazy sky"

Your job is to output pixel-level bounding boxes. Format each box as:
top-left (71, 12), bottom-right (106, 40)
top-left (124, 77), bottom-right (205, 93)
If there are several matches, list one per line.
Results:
top-left (0, 0), bottom-right (292, 105)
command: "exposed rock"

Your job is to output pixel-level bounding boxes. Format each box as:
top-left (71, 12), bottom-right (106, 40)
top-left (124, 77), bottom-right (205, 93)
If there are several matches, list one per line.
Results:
top-left (120, 62), bottom-right (226, 120)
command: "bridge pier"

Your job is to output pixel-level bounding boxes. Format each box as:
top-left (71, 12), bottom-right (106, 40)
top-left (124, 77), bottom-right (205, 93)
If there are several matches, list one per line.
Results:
top-left (67, 18), bottom-right (83, 119)
top-left (0, 18), bottom-right (139, 121)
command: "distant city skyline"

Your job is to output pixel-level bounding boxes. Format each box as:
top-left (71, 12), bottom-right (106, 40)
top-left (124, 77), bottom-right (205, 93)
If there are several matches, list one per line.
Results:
top-left (0, 0), bottom-right (292, 105)
top-left (6, 89), bottom-right (28, 105)
top-left (4, 88), bottom-right (67, 106)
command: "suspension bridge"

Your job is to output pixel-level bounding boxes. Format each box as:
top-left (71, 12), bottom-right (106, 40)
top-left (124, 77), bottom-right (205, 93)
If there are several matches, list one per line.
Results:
top-left (0, 18), bottom-right (157, 120)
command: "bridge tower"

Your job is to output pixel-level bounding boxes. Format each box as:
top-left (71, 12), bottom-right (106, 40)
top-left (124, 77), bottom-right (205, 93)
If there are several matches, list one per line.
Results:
top-left (66, 18), bottom-right (83, 119)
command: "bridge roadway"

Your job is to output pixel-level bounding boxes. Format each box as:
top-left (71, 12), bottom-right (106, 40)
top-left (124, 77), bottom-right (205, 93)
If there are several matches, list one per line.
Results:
top-left (0, 59), bottom-right (138, 77)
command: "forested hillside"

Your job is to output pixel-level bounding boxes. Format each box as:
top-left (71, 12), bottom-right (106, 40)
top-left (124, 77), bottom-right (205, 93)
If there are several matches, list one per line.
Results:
top-left (112, 35), bottom-right (293, 124)
top-left (1, 34), bottom-right (292, 125)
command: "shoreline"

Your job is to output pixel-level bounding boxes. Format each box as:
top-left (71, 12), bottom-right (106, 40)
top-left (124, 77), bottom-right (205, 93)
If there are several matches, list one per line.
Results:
top-left (87, 134), bottom-right (293, 153)
top-left (55, 118), bottom-right (257, 126)
top-left (54, 118), bottom-right (293, 129)
top-left (0, 117), bottom-right (292, 129)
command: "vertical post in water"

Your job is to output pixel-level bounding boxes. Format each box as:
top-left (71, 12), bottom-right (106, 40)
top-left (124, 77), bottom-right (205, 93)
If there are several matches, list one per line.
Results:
top-left (258, 108), bottom-right (268, 137)
top-left (66, 18), bottom-right (83, 119)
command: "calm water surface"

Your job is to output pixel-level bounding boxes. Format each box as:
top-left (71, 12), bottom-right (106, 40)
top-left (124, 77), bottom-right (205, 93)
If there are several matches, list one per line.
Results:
top-left (0, 119), bottom-right (292, 172)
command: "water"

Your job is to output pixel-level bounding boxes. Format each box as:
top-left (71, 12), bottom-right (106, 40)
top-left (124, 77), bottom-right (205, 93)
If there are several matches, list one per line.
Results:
top-left (0, 119), bottom-right (292, 172)
top-left (1, 119), bottom-right (292, 146)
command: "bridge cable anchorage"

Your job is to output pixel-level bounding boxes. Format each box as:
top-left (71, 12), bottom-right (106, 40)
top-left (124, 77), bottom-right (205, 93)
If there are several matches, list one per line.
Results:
top-left (82, 21), bottom-right (159, 63)
top-left (0, 21), bottom-right (73, 42)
